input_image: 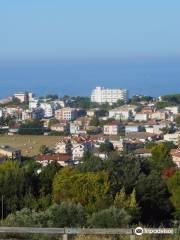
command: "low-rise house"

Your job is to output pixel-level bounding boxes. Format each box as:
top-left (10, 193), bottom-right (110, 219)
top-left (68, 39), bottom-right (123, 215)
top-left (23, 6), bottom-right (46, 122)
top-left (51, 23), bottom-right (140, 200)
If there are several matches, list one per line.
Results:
top-left (150, 110), bottom-right (170, 121)
top-left (50, 122), bottom-right (69, 133)
top-left (74, 117), bottom-right (91, 127)
top-left (134, 148), bottom-right (152, 158)
top-left (70, 123), bottom-right (80, 134)
top-left (125, 123), bottom-right (142, 133)
top-left (55, 136), bottom-right (94, 161)
top-left (145, 125), bottom-right (163, 135)
top-left (0, 145), bottom-right (21, 160)
top-left (6, 107), bottom-right (23, 118)
top-left (165, 106), bottom-right (180, 115)
top-left (111, 139), bottom-right (137, 152)
top-left (36, 154), bottom-right (72, 167)
top-left (87, 109), bottom-right (106, 117)
top-left (170, 149), bottom-right (180, 168)
top-left (164, 132), bottom-right (180, 145)
top-left (125, 132), bottom-right (159, 143)
top-left (109, 108), bottom-right (133, 121)
top-left (141, 107), bottom-right (154, 114)
top-left (22, 108), bottom-right (44, 120)
top-left (103, 121), bottom-right (123, 135)
top-left (135, 113), bottom-right (149, 122)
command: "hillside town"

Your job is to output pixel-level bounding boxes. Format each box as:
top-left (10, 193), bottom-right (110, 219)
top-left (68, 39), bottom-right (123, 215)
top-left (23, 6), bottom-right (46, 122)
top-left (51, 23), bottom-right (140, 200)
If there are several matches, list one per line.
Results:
top-left (0, 87), bottom-right (179, 169)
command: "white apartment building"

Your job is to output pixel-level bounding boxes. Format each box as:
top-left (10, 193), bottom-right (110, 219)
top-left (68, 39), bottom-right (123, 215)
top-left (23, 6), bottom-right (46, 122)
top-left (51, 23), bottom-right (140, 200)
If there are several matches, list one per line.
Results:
top-left (91, 87), bottom-right (128, 104)
top-left (29, 98), bottom-right (40, 109)
top-left (109, 108), bottom-right (133, 120)
top-left (40, 103), bottom-right (54, 118)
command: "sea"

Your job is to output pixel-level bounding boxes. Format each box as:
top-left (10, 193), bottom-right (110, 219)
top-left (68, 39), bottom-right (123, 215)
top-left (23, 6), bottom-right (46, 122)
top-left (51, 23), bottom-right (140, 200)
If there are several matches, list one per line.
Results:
top-left (0, 57), bottom-right (179, 98)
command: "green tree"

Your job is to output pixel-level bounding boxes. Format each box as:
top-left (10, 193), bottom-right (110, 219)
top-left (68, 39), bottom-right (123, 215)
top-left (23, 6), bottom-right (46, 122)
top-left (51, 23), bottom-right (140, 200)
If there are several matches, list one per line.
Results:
top-left (114, 187), bottom-right (140, 224)
top-left (136, 172), bottom-right (174, 225)
top-left (0, 161), bottom-right (26, 218)
top-left (39, 162), bottom-right (61, 196)
top-left (89, 116), bottom-right (100, 127)
top-left (19, 120), bottom-right (44, 135)
top-left (78, 152), bottom-right (105, 173)
top-left (151, 143), bottom-right (175, 169)
top-left (39, 145), bottom-right (50, 155)
top-left (106, 152), bottom-right (148, 194)
top-left (99, 140), bottom-right (114, 154)
top-left (53, 167), bottom-right (112, 213)
top-left (167, 170), bottom-right (180, 220)
top-left (175, 115), bottom-right (180, 129)
top-left (3, 202), bottom-right (86, 228)
top-left (44, 202), bottom-right (86, 227)
top-left (87, 207), bottom-right (130, 228)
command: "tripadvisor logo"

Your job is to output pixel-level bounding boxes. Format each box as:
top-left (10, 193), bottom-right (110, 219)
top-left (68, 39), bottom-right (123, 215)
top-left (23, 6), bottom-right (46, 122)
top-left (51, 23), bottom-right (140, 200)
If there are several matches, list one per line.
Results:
top-left (134, 227), bottom-right (144, 236)
top-left (134, 227), bottom-right (174, 236)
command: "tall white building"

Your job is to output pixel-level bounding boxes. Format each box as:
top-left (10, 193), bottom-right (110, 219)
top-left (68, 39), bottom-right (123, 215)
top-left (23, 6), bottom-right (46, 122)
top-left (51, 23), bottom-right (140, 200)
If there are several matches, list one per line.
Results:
top-left (91, 87), bottom-right (128, 104)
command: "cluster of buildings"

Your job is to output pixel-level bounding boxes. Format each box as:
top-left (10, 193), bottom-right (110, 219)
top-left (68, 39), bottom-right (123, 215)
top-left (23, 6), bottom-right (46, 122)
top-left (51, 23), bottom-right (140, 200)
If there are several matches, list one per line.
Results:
top-left (0, 88), bottom-right (180, 168)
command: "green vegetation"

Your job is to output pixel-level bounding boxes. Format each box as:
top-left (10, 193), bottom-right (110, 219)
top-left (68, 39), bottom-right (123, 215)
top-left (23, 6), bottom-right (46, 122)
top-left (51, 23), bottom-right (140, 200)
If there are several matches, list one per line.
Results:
top-left (167, 171), bottom-right (180, 219)
top-left (19, 120), bottom-right (45, 135)
top-left (0, 146), bottom-right (179, 229)
top-left (99, 140), bottom-right (114, 154)
top-left (155, 94), bottom-right (180, 109)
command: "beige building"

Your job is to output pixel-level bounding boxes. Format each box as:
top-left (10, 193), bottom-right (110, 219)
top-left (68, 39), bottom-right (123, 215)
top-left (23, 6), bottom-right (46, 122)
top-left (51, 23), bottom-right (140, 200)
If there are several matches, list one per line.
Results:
top-left (55, 108), bottom-right (77, 121)
top-left (164, 132), bottom-right (180, 145)
top-left (50, 123), bottom-right (69, 133)
top-left (150, 111), bottom-right (168, 120)
top-left (103, 122), bottom-right (123, 135)
top-left (135, 113), bottom-right (149, 122)
top-left (14, 92), bottom-right (29, 103)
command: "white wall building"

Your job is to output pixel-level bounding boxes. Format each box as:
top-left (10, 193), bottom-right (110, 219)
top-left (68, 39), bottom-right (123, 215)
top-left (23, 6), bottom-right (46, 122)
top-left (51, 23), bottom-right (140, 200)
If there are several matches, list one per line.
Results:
top-left (109, 109), bottom-right (132, 120)
top-left (135, 113), bottom-right (149, 122)
top-left (164, 132), bottom-right (180, 145)
top-left (91, 87), bottom-right (128, 105)
top-left (29, 98), bottom-right (40, 109)
top-left (40, 103), bottom-right (54, 118)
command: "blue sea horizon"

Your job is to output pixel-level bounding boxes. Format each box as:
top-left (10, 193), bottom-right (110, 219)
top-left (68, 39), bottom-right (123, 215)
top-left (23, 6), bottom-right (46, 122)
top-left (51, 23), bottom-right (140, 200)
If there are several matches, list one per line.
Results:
top-left (0, 57), bottom-right (179, 98)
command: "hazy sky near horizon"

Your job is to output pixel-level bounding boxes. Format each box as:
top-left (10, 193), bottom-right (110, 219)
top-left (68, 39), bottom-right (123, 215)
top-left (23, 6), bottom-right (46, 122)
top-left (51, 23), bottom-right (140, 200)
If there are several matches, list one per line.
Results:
top-left (1, 0), bottom-right (180, 60)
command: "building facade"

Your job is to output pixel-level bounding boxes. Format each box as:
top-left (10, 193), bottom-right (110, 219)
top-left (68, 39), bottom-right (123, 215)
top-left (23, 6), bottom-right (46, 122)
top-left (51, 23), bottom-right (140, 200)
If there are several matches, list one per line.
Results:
top-left (91, 87), bottom-right (128, 104)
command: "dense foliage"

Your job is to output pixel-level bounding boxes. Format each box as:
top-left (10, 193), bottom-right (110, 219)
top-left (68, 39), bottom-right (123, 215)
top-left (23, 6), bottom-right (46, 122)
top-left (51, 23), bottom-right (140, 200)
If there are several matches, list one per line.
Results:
top-left (19, 120), bottom-right (45, 135)
top-left (0, 148), bottom-right (179, 228)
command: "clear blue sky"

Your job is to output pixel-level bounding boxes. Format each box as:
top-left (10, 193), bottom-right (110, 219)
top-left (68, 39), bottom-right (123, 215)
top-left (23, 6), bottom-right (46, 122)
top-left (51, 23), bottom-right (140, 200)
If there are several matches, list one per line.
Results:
top-left (1, 0), bottom-right (180, 60)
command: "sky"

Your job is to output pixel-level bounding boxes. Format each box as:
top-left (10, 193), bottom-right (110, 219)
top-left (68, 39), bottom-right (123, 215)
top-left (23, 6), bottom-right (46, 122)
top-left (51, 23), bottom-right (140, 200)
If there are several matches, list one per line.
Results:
top-left (1, 0), bottom-right (180, 60)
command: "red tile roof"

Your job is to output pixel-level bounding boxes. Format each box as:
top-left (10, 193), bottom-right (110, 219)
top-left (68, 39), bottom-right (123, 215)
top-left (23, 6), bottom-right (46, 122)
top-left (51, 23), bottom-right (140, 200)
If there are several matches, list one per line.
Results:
top-left (36, 154), bottom-right (72, 162)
